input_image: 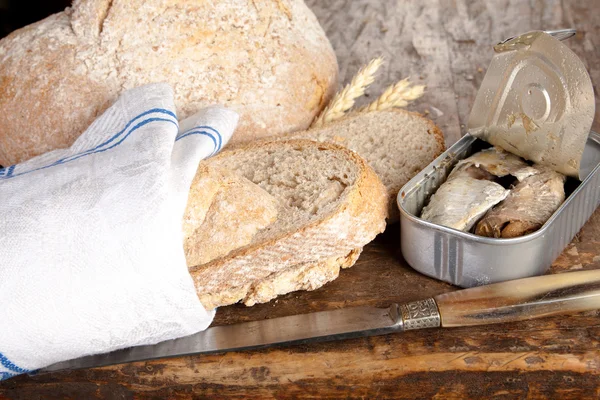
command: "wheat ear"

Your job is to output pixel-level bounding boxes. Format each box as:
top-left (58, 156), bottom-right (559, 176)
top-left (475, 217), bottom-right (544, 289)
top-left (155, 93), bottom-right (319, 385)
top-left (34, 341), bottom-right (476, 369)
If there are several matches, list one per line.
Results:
top-left (361, 78), bottom-right (425, 112)
top-left (311, 57), bottom-right (383, 128)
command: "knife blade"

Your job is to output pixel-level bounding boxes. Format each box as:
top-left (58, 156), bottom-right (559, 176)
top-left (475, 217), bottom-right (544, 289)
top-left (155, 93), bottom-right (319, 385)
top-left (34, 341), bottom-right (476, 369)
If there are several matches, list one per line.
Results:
top-left (41, 269), bottom-right (600, 373)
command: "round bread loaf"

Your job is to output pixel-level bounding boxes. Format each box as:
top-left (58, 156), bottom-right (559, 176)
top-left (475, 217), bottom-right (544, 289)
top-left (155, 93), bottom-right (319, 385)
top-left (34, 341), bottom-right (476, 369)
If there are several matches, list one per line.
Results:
top-left (0, 0), bottom-right (338, 165)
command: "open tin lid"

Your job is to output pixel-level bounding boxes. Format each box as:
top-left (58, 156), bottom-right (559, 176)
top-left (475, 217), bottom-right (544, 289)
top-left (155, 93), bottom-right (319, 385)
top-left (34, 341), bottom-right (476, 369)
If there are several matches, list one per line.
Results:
top-left (468, 30), bottom-right (596, 180)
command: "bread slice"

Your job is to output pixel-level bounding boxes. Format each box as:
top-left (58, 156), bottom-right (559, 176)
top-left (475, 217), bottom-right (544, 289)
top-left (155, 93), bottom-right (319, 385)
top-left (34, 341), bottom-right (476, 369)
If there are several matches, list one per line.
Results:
top-left (189, 139), bottom-right (388, 308)
top-left (183, 164), bottom-right (279, 266)
top-left (287, 109), bottom-right (445, 220)
top-left (181, 163), bottom-right (357, 308)
top-left (202, 248), bottom-right (362, 308)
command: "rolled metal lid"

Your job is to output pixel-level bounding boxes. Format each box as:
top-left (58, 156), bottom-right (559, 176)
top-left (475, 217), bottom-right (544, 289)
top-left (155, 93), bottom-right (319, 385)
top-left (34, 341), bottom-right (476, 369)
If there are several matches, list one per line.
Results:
top-left (468, 30), bottom-right (595, 179)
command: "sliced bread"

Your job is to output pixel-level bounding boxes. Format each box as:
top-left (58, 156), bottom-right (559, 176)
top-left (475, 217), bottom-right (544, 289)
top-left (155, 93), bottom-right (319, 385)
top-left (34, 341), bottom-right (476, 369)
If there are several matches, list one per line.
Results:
top-left (287, 109), bottom-right (445, 220)
top-left (183, 164), bottom-right (279, 266)
top-left (204, 248), bottom-right (362, 308)
top-left (189, 139), bottom-right (388, 308)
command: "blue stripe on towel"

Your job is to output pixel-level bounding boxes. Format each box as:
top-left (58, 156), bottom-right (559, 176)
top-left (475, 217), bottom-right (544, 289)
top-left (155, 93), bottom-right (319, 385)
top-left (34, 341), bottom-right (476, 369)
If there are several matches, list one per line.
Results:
top-left (175, 125), bottom-right (223, 155)
top-left (0, 372), bottom-right (15, 380)
top-left (60, 117), bottom-right (178, 165)
top-left (5, 165), bottom-right (15, 177)
top-left (61, 108), bottom-right (177, 163)
top-left (0, 109), bottom-right (178, 180)
top-left (0, 352), bottom-right (30, 375)
top-left (194, 126), bottom-right (223, 151)
top-left (0, 165), bottom-right (13, 176)
top-left (175, 130), bottom-right (217, 155)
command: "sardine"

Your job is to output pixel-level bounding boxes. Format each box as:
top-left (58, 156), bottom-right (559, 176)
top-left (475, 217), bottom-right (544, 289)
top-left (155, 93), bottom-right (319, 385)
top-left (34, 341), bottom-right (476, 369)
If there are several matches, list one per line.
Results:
top-left (420, 147), bottom-right (524, 232)
top-left (449, 147), bottom-right (537, 182)
top-left (420, 177), bottom-right (510, 232)
top-left (475, 166), bottom-right (566, 238)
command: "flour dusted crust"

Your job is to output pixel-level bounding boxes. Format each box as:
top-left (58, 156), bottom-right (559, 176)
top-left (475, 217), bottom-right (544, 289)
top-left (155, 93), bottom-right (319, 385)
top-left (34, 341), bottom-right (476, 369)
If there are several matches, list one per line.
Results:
top-left (0, 0), bottom-right (338, 165)
top-left (190, 140), bottom-right (388, 308)
top-left (200, 248), bottom-right (362, 309)
top-left (183, 164), bottom-right (279, 266)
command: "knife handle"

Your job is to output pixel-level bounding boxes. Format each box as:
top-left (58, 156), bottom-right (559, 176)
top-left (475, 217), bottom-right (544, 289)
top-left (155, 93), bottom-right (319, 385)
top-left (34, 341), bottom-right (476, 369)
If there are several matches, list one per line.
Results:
top-left (432, 269), bottom-right (600, 327)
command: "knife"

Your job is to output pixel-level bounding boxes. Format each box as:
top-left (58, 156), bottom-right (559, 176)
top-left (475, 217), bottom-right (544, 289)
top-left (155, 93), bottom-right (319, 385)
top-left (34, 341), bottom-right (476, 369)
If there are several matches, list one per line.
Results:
top-left (41, 269), bottom-right (600, 373)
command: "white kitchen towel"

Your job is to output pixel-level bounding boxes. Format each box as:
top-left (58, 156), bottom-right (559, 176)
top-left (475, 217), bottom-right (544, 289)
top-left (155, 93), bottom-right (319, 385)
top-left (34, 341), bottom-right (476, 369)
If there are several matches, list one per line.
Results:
top-left (0, 83), bottom-right (238, 379)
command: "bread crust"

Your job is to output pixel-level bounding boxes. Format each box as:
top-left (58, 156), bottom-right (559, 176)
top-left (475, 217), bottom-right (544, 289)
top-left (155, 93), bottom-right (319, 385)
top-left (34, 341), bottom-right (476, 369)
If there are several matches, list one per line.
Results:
top-left (0, 0), bottom-right (338, 165)
top-left (201, 248), bottom-right (362, 309)
top-left (190, 139), bottom-right (388, 308)
top-left (183, 164), bottom-right (279, 266)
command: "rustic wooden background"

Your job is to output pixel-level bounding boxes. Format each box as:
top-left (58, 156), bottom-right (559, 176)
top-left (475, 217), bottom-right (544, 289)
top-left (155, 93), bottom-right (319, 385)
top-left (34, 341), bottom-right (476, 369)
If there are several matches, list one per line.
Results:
top-left (1, 0), bottom-right (599, 398)
top-left (307, 0), bottom-right (600, 147)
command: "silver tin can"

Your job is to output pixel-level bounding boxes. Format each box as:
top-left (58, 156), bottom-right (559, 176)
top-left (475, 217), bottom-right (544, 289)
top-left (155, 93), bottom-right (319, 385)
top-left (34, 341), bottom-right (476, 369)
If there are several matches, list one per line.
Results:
top-left (397, 131), bottom-right (600, 287)
top-left (396, 30), bottom-right (598, 287)
top-left (468, 30), bottom-right (595, 179)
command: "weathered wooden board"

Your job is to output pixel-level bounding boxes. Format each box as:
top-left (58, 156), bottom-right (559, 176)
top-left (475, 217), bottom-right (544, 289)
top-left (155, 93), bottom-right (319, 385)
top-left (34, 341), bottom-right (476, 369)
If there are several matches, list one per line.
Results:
top-left (1, 0), bottom-right (599, 398)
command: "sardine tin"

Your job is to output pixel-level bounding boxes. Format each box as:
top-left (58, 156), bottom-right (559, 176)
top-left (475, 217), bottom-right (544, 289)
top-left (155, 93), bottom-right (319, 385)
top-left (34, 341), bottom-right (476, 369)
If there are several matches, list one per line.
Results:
top-left (397, 30), bottom-right (599, 287)
top-left (398, 132), bottom-right (599, 287)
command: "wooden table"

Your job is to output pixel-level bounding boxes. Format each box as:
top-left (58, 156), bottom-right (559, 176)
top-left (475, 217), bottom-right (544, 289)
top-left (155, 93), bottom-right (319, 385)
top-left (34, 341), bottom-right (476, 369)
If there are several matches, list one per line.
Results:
top-left (1, 0), bottom-right (599, 398)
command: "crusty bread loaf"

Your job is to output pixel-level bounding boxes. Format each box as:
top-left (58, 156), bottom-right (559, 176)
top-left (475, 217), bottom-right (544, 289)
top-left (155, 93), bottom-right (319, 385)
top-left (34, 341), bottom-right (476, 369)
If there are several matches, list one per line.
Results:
top-left (190, 139), bottom-right (388, 309)
top-left (279, 109), bottom-right (445, 220)
top-left (183, 164), bottom-right (279, 266)
top-left (0, 0), bottom-right (338, 166)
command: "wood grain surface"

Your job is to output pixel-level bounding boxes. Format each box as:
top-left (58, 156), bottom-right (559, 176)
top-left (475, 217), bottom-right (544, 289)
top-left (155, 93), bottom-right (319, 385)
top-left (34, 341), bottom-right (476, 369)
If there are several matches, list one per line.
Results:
top-left (307, 0), bottom-right (600, 146)
top-left (1, 0), bottom-right (599, 398)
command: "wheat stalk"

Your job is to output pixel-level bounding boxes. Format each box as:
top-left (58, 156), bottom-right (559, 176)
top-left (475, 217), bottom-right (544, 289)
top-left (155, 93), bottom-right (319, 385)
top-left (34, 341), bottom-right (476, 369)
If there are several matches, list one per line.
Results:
top-left (311, 57), bottom-right (383, 128)
top-left (361, 78), bottom-right (425, 112)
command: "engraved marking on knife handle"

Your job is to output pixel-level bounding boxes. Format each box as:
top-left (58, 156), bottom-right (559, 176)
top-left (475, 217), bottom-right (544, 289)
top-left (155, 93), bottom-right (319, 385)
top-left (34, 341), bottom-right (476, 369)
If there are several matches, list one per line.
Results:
top-left (399, 298), bottom-right (441, 330)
